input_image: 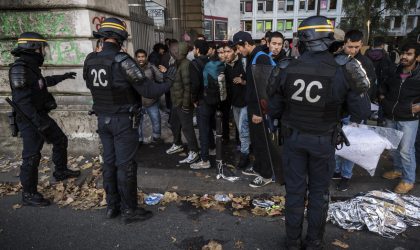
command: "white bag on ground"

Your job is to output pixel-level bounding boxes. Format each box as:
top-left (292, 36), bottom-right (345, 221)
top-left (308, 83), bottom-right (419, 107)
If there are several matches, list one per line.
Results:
top-left (335, 125), bottom-right (403, 176)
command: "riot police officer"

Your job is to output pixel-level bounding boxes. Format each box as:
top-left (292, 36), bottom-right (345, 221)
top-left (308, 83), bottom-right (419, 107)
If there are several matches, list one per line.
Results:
top-left (268, 16), bottom-right (370, 249)
top-left (83, 17), bottom-right (172, 224)
top-left (9, 32), bottom-right (81, 207)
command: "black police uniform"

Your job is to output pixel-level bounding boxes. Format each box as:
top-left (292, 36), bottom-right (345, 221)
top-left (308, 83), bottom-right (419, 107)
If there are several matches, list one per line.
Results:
top-left (268, 17), bottom-right (370, 249)
top-left (9, 32), bottom-right (80, 206)
top-left (84, 33), bottom-right (171, 222)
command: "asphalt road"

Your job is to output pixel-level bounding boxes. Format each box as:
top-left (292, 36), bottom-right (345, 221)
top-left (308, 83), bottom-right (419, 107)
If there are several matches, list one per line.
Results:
top-left (0, 194), bottom-right (418, 250)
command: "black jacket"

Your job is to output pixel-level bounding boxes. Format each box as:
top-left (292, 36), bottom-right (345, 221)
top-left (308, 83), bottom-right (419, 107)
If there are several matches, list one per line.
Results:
top-left (9, 54), bottom-right (69, 127)
top-left (381, 64), bottom-right (420, 121)
top-left (246, 46), bottom-right (272, 116)
top-left (365, 48), bottom-right (395, 90)
top-left (354, 52), bottom-right (377, 100)
top-left (189, 55), bottom-right (209, 103)
top-left (225, 55), bottom-right (246, 108)
top-left (269, 51), bottom-right (371, 131)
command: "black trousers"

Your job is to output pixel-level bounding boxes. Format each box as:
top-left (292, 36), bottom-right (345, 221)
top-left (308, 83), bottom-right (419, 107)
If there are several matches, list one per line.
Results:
top-left (247, 109), bottom-right (273, 179)
top-left (282, 130), bottom-right (335, 245)
top-left (18, 113), bottom-right (68, 193)
top-left (170, 106), bottom-right (199, 152)
top-left (98, 114), bottom-right (139, 210)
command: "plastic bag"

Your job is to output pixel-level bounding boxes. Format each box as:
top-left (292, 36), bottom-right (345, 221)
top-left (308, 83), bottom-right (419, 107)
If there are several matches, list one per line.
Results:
top-left (335, 125), bottom-right (402, 176)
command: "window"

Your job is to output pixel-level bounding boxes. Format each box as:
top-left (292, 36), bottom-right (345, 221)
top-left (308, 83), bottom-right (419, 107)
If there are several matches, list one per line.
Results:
top-left (245, 1), bottom-right (253, 12)
top-left (286, 0), bottom-right (294, 11)
top-left (320, 0), bottom-right (328, 10)
top-left (257, 20), bottom-right (272, 32)
top-left (266, 0), bottom-right (274, 11)
top-left (245, 20), bottom-right (252, 31)
top-left (406, 16), bottom-right (415, 30)
top-left (265, 20), bottom-right (272, 31)
top-left (258, 1), bottom-right (264, 11)
top-left (384, 17), bottom-right (391, 29)
top-left (257, 20), bottom-right (264, 32)
top-left (240, 1), bottom-right (244, 13)
top-left (278, 0), bottom-right (285, 10)
top-left (308, 0), bottom-right (316, 10)
top-left (394, 16), bottom-right (402, 29)
top-left (215, 21), bottom-right (228, 41)
top-left (204, 20), bottom-right (213, 41)
top-left (299, 0), bottom-right (306, 10)
top-left (329, 0), bottom-right (337, 9)
top-left (277, 20), bottom-right (285, 31)
top-left (286, 19), bottom-right (293, 30)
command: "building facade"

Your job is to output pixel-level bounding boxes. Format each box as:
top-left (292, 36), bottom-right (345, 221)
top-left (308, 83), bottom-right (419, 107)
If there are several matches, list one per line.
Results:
top-left (240, 0), bottom-right (420, 40)
top-left (203, 0), bottom-right (241, 41)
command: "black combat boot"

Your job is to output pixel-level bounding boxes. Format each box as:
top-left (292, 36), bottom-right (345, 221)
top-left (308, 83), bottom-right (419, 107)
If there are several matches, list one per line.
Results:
top-left (236, 153), bottom-right (250, 169)
top-left (106, 207), bottom-right (121, 219)
top-left (22, 192), bottom-right (51, 207)
top-left (53, 168), bottom-right (81, 181)
top-left (121, 207), bottom-right (153, 224)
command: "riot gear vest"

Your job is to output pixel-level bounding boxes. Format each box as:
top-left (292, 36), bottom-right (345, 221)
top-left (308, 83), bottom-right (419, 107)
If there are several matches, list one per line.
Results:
top-left (282, 55), bottom-right (340, 134)
top-left (84, 51), bottom-right (139, 114)
top-left (9, 58), bottom-right (57, 112)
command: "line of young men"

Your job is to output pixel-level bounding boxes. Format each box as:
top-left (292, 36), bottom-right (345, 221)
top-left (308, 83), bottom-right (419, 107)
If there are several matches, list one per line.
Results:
top-left (158, 32), bottom-right (288, 188)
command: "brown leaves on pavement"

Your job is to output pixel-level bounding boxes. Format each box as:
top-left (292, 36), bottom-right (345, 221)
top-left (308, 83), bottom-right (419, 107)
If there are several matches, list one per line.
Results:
top-left (331, 239), bottom-right (349, 249)
top-left (202, 240), bottom-right (222, 250)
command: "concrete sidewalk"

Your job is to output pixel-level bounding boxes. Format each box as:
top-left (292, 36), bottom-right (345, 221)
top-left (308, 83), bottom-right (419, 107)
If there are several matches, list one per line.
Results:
top-left (1, 142), bottom-right (419, 199)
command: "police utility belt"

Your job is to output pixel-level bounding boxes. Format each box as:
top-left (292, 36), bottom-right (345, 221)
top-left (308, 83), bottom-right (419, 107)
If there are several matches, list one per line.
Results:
top-left (95, 105), bottom-right (143, 129)
top-left (280, 124), bottom-right (350, 150)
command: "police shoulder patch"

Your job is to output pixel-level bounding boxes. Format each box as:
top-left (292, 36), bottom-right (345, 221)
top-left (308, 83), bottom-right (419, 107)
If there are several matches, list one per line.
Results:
top-left (334, 53), bottom-right (351, 66)
top-left (114, 52), bottom-right (130, 63)
top-left (278, 58), bottom-right (293, 69)
top-left (9, 62), bottom-right (28, 89)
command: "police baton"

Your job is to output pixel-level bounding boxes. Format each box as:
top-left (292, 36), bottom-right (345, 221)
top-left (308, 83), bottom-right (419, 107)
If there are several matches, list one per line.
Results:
top-left (5, 97), bottom-right (51, 143)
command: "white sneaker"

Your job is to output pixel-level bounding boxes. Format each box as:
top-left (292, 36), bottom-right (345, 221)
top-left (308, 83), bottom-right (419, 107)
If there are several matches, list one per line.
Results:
top-left (166, 144), bottom-right (184, 154)
top-left (249, 176), bottom-right (273, 188)
top-left (209, 148), bottom-right (216, 156)
top-left (179, 151), bottom-right (199, 164)
top-left (190, 160), bottom-right (210, 169)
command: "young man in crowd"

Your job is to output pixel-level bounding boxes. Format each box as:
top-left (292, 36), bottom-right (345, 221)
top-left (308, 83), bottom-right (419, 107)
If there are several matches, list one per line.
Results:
top-left (233, 31), bottom-right (274, 188)
top-left (224, 42), bottom-right (250, 169)
top-left (135, 49), bottom-right (164, 144)
top-left (381, 43), bottom-right (420, 194)
top-left (189, 40), bottom-right (214, 169)
top-left (165, 42), bottom-right (200, 164)
top-left (334, 30), bottom-right (376, 192)
top-left (268, 31), bottom-right (286, 63)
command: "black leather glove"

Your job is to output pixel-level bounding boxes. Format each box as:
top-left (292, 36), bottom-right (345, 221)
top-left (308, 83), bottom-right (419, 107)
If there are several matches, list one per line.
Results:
top-left (163, 66), bottom-right (177, 83)
top-left (63, 72), bottom-right (77, 80)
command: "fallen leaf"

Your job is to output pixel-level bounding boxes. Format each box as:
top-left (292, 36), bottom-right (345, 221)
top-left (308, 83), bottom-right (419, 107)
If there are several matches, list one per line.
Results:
top-left (234, 240), bottom-right (244, 249)
top-left (12, 204), bottom-right (22, 210)
top-left (251, 207), bottom-right (267, 216)
top-left (233, 210), bottom-right (249, 218)
top-left (80, 162), bottom-right (93, 170)
top-left (39, 175), bottom-right (49, 182)
top-left (331, 239), bottom-right (349, 249)
top-left (158, 206), bottom-right (166, 212)
top-left (195, 172), bottom-right (204, 177)
top-left (171, 236), bottom-right (177, 243)
top-left (202, 240), bottom-right (222, 250)
top-left (171, 186), bottom-right (178, 190)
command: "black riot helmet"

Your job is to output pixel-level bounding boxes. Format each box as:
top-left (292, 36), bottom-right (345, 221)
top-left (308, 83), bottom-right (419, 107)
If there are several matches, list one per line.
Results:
top-left (93, 17), bottom-right (129, 44)
top-left (11, 32), bottom-right (49, 56)
top-left (297, 16), bottom-right (335, 52)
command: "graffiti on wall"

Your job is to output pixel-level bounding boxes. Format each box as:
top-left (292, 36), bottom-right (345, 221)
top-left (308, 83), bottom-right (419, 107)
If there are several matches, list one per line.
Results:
top-left (0, 11), bottom-right (74, 39)
top-left (0, 40), bottom-right (90, 66)
top-left (91, 16), bottom-right (127, 31)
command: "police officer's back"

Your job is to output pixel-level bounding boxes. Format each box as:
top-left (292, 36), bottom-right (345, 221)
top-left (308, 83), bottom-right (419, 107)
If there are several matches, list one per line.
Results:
top-left (83, 18), bottom-right (172, 224)
top-left (268, 16), bottom-right (370, 249)
top-left (9, 32), bottom-right (80, 207)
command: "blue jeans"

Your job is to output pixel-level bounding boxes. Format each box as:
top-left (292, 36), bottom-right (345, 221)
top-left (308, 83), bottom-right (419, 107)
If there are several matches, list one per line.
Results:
top-left (232, 106), bottom-right (250, 155)
top-left (138, 102), bottom-right (161, 141)
top-left (335, 155), bottom-right (354, 179)
top-left (386, 119), bottom-right (419, 184)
